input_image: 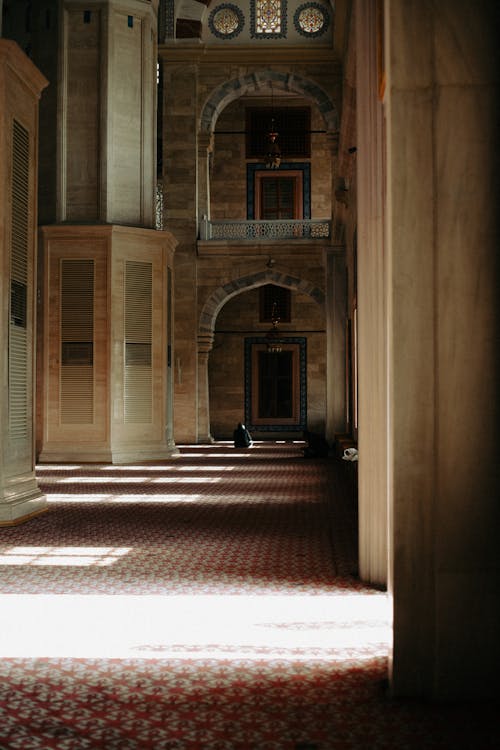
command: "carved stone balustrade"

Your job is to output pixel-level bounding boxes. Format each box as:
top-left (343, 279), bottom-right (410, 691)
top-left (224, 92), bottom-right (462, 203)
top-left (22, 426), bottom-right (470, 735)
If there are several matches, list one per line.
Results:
top-left (199, 218), bottom-right (331, 242)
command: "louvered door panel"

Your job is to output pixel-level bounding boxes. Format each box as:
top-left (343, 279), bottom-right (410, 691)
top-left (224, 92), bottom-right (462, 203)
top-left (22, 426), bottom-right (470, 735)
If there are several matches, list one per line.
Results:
top-left (60, 366), bottom-right (93, 423)
top-left (9, 328), bottom-right (28, 438)
top-left (124, 261), bottom-right (152, 423)
top-left (9, 120), bottom-right (30, 439)
top-left (60, 259), bottom-right (94, 423)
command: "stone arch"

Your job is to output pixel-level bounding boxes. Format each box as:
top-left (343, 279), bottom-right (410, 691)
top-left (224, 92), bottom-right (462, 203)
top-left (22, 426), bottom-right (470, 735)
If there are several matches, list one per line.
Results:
top-left (198, 268), bottom-right (325, 348)
top-left (199, 70), bottom-right (339, 135)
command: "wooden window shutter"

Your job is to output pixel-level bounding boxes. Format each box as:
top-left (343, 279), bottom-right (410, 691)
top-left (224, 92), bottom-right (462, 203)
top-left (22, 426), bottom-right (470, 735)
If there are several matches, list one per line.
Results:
top-left (124, 260), bottom-right (153, 423)
top-left (261, 177), bottom-right (295, 219)
top-left (9, 120), bottom-right (30, 439)
top-left (60, 259), bottom-right (94, 423)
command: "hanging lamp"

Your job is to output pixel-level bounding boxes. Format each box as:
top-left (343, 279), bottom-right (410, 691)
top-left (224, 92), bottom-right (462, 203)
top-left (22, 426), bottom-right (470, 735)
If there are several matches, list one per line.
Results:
top-left (264, 84), bottom-right (281, 169)
top-left (266, 301), bottom-right (283, 353)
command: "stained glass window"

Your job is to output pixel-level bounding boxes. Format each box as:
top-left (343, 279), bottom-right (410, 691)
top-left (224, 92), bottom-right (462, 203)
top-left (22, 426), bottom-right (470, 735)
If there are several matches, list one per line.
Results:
top-left (298, 7), bottom-right (323, 33)
top-left (250, 0), bottom-right (287, 38)
top-left (294, 3), bottom-right (330, 38)
top-left (209, 3), bottom-right (244, 39)
top-left (256, 0), bottom-right (281, 33)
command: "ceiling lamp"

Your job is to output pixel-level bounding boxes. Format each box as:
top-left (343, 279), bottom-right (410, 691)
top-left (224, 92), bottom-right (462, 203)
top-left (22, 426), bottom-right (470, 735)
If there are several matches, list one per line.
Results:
top-left (264, 83), bottom-right (281, 169)
top-left (266, 301), bottom-right (282, 353)
top-left (265, 117), bottom-right (281, 169)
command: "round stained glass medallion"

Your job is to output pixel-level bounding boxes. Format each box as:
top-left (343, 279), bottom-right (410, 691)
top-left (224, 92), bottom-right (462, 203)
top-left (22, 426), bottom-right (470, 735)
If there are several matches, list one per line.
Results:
top-left (294, 3), bottom-right (330, 38)
top-left (209, 4), bottom-right (245, 39)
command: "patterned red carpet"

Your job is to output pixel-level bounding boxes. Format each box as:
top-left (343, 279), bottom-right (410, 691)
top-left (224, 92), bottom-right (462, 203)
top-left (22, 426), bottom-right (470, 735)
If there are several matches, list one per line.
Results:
top-left (0, 443), bottom-right (495, 749)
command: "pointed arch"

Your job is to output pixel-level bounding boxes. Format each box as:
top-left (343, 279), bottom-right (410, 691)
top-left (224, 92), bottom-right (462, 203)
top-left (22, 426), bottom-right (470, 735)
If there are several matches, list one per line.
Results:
top-left (199, 70), bottom-right (339, 135)
top-left (198, 268), bottom-right (325, 346)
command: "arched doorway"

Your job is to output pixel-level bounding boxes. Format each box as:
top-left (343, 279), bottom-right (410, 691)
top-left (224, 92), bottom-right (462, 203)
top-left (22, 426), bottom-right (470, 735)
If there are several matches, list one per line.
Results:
top-left (196, 69), bottom-right (339, 224)
top-left (197, 269), bottom-right (326, 443)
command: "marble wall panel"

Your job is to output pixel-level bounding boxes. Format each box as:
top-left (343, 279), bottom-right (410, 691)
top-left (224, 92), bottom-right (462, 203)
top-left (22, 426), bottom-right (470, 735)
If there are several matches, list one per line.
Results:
top-left (109, 11), bottom-right (143, 224)
top-left (436, 86), bottom-right (498, 568)
top-left (433, 0), bottom-right (500, 86)
top-left (39, 230), bottom-right (110, 460)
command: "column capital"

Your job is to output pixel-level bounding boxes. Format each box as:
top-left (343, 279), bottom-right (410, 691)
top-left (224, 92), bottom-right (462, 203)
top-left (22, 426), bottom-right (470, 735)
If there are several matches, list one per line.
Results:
top-left (198, 132), bottom-right (215, 155)
top-left (198, 332), bottom-right (214, 353)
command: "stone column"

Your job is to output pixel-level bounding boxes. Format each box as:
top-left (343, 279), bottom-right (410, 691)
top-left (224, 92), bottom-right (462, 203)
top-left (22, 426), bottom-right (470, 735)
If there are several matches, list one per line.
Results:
top-left (39, 225), bottom-right (178, 464)
top-left (355, 0), bottom-right (388, 588)
top-left (165, 265), bottom-right (176, 452)
top-left (383, 0), bottom-right (499, 700)
top-left (162, 61), bottom-right (199, 443)
top-left (197, 333), bottom-right (215, 443)
top-left (197, 132), bottom-right (214, 231)
top-left (0, 41), bottom-right (48, 524)
top-left (59, 0), bottom-right (158, 225)
top-left (37, 1), bottom-right (180, 464)
top-left (325, 246), bottom-right (347, 443)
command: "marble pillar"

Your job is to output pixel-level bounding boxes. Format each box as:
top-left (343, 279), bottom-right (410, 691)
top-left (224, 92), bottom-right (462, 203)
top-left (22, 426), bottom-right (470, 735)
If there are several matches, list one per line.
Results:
top-left (38, 225), bottom-right (177, 464)
top-left (325, 246), bottom-right (347, 443)
top-left (0, 41), bottom-right (48, 524)
top-left (355, 0), bottom-right (389, 588)
top-left (59, 0), bottom-right (158, 226)
top-left (355, 0), bottom-right (500, 700)
top-left (382, 0), bottom-right (499, 699)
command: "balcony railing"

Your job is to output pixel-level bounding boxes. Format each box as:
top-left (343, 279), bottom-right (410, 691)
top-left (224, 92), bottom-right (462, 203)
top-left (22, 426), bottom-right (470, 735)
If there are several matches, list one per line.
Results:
top-left (199, 218), bottom-right (331, 241)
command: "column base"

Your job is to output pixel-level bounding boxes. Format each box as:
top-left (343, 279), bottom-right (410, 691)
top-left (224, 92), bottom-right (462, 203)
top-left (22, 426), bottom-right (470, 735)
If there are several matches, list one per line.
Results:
top-left (39, 443), bottom-right (181, 465)
top-left (110, 444), bottom-right (180, 464)
top-left (197, 434), bottom-right (215, 444)
top-left (0, 476), bottom-right (48, 526)
top-left (38, 445), bottom-right (113, 464)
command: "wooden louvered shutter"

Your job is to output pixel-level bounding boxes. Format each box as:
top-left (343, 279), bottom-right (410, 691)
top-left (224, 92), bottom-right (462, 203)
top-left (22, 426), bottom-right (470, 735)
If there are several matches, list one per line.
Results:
top-left (124, 261), bottom-right (152, 423)
top-left (9, 120), bottom-right (30, 439)
top-left (60, 259), bottom-right (94, 423)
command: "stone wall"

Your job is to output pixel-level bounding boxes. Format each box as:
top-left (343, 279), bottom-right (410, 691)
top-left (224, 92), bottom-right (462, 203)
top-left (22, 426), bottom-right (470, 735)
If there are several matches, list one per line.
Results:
top-left (211, 94), bottom-right (332, 220)
top-left (160, 52), bottom-right (340, 442)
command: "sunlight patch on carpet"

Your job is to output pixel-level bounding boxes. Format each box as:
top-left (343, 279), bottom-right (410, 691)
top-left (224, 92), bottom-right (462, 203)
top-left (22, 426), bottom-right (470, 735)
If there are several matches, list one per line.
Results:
top-left (0, 546), bottom-right (132, 567)
top-left (0, 592), bottom-right (390, 660)
top-left (44, 493), bottom-right (206, 504)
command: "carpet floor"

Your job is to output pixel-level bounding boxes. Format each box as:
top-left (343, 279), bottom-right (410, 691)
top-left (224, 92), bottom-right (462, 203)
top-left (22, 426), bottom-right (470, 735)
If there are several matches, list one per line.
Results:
top-left (0, 442), bottom-right (496, 749)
